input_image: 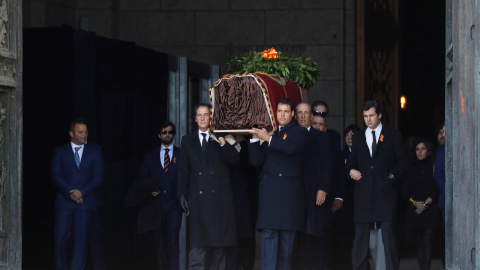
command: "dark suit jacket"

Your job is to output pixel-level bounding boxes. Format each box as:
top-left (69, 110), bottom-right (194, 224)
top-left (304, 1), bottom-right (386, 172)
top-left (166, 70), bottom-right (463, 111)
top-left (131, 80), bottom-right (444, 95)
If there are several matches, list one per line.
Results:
top-left (140, 145), bottom-right (181, 211)
top-left (346, 125), bottom-right (407, 223)
top-left (304, 127), bottom-right (332, 236)
top-left (51, 142), bottom-right (104, 211)
top-left (249, 120), bottom-right (308, 232)
top-left (177, 131), bottom-right (239, 248)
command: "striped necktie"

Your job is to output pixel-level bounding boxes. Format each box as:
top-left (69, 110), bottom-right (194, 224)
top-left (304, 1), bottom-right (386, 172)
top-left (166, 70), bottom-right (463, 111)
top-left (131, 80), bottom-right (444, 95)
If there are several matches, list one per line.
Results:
top-left (74, 147), bottom-right (81, 169)
top-left (164, 148), bottom-right (170, 172)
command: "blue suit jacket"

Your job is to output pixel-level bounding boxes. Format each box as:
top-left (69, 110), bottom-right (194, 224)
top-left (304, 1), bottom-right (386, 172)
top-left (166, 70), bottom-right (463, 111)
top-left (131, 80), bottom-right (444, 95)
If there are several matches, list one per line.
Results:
top-left (51, 142), bottom-right (104, 210)
top-left (249, 120), bottom-right (308, 232)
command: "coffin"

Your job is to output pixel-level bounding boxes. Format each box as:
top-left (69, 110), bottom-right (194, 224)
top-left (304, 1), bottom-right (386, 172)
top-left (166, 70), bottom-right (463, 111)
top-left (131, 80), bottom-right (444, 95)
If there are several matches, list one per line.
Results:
top-left (209, 73), bottom-right (306, 134)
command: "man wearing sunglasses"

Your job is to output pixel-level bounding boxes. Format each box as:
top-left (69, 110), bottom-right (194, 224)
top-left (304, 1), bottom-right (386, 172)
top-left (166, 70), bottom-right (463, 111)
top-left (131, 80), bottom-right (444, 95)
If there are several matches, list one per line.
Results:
top-left (138, 121), bottom-right (182, 270)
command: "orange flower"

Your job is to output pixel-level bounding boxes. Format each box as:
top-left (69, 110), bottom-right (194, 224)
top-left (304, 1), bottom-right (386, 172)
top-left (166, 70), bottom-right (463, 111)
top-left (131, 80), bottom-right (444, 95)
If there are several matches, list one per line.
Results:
top-left (379, 134), bottom-right (384, 142)
top-left (283, 133), bottom-right (287, 140)
top-left (173, 157), bottom-right (177, 163)
top-left (261, 47), bottom-right (279, 59)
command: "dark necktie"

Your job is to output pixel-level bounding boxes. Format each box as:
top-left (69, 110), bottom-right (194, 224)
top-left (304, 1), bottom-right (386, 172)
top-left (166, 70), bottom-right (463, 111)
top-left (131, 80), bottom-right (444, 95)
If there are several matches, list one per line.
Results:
top-left (164, 148), bottom-right (170, 172)
top-left (74, 147), bottom-right (81, 169)
top-left (371, 130), bottom-right (377, 157)
top-left (201, 133), bottom-right (208, 153)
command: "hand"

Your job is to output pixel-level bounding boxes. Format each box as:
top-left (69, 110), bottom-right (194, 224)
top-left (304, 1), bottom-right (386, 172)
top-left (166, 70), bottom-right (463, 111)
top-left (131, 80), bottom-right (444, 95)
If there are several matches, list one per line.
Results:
top-left (350, 169), bottom-right (362, 181)
top-left (76, 198), bottom-right (84, 205)
top-left (331, 199), bottom-right (344, 212)
top-left (151, 190), bottom-right (160, 197)
top-left (415, 201), bottom-right (427, 212)
top-left (415, 208), bottom-right (422, 214)
top-left (316, 190), bottom-right (326, 205)
top-left (218, 136), bottom-right (226, 146)
top-left (69, 189), bottom-right (83, 201)
top-left (251, 128), bottom-right (271, 142)
top-left (179, 195), bottom-right (190, 216)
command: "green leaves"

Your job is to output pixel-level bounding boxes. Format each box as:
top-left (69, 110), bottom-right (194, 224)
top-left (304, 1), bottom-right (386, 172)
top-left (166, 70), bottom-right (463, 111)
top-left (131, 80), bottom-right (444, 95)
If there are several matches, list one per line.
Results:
top-left (227, 50), bottom-right (320, 89)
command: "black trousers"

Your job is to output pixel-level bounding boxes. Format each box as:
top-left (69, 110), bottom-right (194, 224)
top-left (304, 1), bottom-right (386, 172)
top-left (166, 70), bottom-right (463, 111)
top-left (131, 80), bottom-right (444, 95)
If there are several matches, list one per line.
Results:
top-left (292, 232), bottom-right (324, 270)
top-left (352, 222), bottom-right (398, 270)
top-left (414, 229), bottom-right (435, 270)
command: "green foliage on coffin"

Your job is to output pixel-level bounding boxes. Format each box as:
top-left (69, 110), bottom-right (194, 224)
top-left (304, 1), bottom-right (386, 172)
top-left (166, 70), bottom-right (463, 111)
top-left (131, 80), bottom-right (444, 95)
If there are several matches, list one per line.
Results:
top-left (227, 50), bottom-right (320, 89)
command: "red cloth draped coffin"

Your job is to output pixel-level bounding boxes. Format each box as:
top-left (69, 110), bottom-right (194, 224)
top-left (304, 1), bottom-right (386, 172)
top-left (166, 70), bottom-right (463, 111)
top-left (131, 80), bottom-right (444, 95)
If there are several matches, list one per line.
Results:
top-left (209, 73), bottom-right (306, 133)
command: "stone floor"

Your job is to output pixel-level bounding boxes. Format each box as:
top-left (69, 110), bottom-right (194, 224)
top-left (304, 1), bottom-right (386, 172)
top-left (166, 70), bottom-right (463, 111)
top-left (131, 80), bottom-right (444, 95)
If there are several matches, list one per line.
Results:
top-left (251, 258), bottom-right (445, 270)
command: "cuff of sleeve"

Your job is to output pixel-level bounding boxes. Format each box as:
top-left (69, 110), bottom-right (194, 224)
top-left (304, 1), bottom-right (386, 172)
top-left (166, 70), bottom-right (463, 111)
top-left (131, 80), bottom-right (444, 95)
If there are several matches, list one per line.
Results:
top-left (250, 138), bottom-right (260, 143)
top-left (335, 198), bottom-right (343, 201)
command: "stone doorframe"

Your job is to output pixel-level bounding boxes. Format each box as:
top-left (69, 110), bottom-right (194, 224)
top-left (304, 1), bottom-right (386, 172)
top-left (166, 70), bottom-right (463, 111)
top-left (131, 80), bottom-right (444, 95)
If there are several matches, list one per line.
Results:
top-left (0, 0), bottom-right (22, 268)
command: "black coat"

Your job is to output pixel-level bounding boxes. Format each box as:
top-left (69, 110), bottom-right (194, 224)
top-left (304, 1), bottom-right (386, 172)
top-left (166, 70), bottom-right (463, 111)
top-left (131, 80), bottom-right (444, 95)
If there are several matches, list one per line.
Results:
top-left (177, 131), bottom-right (239, 248)
top-left (324, 129), bottom-right (344, 228)
top-left (402, 157), bottom-right (440, 230)
top-left (346, 125), bottom-right (407, 223)
top-left (230, 140), bottom-right (258, 239)
top-left (124, 175), bottom-right (162, 234)
top-left (249, 120), bottom-right (309, 232)
top-left (303, 127), bottom-right (332, 236)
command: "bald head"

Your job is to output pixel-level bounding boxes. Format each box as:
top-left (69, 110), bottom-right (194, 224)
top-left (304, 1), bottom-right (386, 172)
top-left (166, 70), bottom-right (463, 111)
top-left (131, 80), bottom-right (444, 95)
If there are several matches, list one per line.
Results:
top-left (295, 102), bottom-right (312, 128)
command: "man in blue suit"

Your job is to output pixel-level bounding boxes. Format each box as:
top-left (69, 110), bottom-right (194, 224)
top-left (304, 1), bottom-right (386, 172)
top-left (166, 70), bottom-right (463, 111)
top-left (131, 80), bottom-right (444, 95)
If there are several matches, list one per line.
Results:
top-left (249, 98), bottom-right (308, 270)
top-left (51, 119), bottom-right (104, 270)
top-left (139, 121), bottom-right (182, 270)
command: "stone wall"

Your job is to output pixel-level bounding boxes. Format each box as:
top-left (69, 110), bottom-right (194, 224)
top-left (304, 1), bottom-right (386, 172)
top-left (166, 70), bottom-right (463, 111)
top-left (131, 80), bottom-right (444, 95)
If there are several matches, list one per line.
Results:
top-left (23, 0), bottom-right (357, 136)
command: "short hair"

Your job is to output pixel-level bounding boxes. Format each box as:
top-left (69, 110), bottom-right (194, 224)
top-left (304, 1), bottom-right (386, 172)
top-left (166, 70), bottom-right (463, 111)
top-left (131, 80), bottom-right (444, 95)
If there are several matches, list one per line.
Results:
top-left (69, 118), bottom-right (87, 132)
top-left (361, 100), bottom-right (383, 115)
top-left (295, 102), bottom-right (311, 113)
top-left (194, 103), bottom-right (211, 117)
top-left (311, 100), bottom-right (330, 115)
top-left (276, 98), bottom-right (294, 111)
top-left (413, 137), bottom-right (434, 155)
top-left (158, 121), bottom-right (176, 134)
top-left (435, 121), bottom-right (445, 135)
top-left (344, 124), bottom-right (360, 136)
top-left (312, 111), bottom-right (327, 120)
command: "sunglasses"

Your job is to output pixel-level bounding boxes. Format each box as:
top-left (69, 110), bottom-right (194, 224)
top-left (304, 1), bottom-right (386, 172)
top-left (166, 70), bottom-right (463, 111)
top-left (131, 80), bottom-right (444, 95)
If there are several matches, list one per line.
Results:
top-left (313, 111), bottom-right (327, 117)
top-left (160, 130), bottom-right (176, 135)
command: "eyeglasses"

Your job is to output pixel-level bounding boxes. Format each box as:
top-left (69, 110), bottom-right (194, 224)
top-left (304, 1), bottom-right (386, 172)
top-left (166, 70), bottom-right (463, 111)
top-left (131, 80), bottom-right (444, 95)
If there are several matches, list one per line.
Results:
top-left (160, 130), bottom-right (176, 135)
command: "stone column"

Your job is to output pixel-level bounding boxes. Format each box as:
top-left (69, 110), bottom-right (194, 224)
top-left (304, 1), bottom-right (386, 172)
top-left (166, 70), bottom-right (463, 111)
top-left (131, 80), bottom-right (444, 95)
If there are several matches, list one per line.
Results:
top-left (446, 0), bottom-right (479, 269)
top-left (0, 0), bottom-right (22, 268)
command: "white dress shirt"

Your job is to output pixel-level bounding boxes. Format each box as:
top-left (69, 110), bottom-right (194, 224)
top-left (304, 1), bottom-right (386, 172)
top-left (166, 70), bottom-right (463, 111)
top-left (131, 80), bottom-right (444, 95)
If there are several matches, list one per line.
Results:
top-left (365, 122), bottom-right (383, 157)
top-left (198, 130), bottom-right (210, 146)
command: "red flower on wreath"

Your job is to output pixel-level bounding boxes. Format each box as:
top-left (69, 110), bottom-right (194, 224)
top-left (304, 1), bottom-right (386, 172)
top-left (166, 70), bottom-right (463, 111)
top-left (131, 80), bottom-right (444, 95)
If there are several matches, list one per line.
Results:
top-left (261, 47), bottom-right (279, 59)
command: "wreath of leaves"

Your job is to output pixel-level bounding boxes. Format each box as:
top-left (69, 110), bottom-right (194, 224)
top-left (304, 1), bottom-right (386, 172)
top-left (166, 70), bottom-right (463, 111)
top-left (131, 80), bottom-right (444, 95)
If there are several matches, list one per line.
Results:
top-left (227, 50), bottom-right (320, 89)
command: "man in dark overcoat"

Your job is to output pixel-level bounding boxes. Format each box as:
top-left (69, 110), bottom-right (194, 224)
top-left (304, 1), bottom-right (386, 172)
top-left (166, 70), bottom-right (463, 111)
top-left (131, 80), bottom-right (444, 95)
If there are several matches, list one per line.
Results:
top-left (248, 98), bottom-right (308, 270)
top-left (293, 103), bottom-right (332, 270)
top-left (177, 103), bottom-right (239, 270)
top-left (346, 100), bottom-right (407, 270)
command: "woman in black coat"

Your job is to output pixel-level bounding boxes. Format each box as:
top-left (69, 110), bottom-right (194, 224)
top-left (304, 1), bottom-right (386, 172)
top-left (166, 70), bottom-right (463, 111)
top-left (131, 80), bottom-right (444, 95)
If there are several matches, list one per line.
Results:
top-left (402, 138), bottom-right (440, 270)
